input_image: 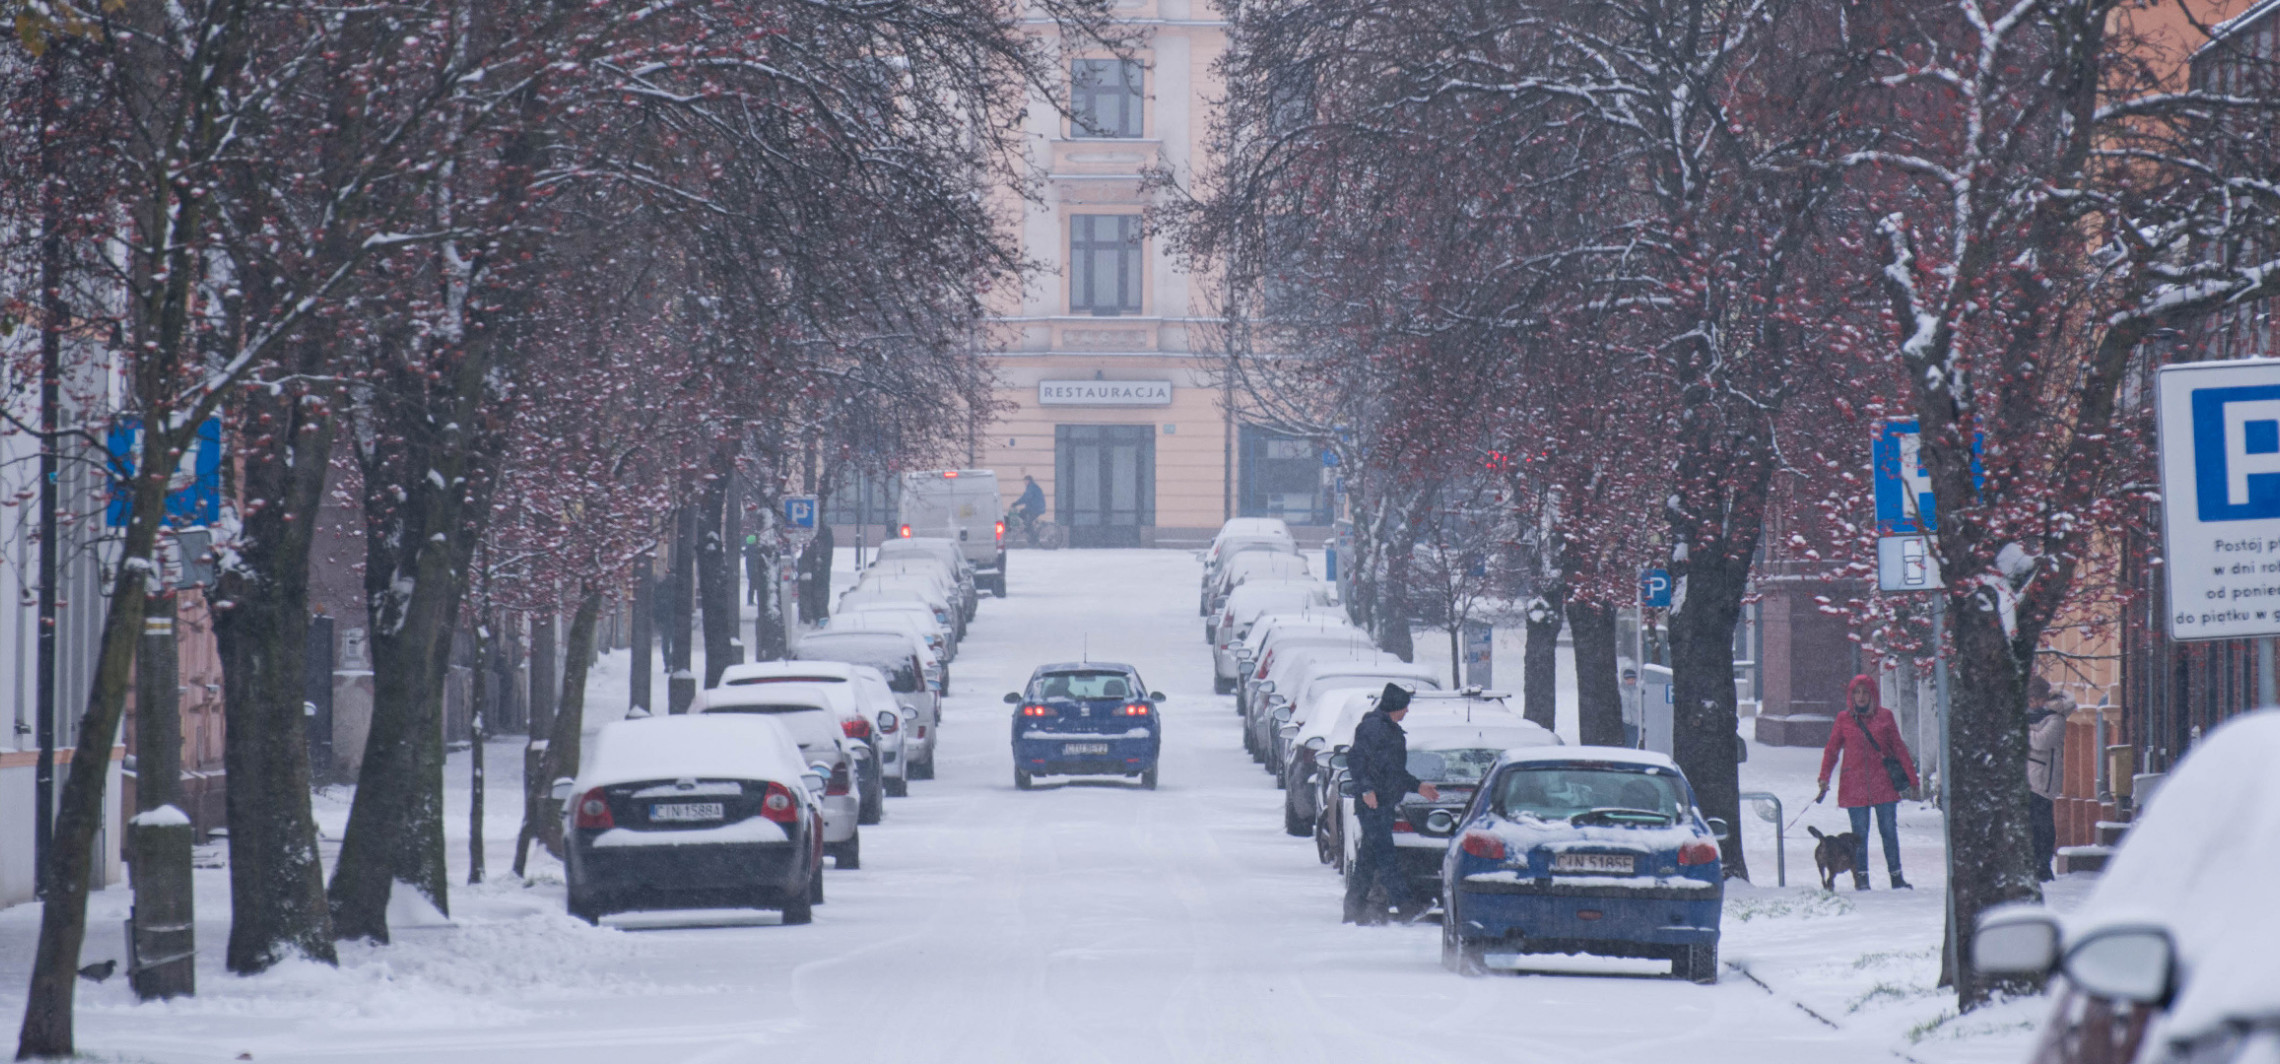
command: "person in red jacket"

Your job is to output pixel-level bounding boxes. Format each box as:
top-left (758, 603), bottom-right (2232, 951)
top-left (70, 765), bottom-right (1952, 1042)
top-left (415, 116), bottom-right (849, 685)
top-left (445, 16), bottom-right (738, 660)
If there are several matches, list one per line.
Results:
top-left (1817, 674), bottom-right (1920, 889)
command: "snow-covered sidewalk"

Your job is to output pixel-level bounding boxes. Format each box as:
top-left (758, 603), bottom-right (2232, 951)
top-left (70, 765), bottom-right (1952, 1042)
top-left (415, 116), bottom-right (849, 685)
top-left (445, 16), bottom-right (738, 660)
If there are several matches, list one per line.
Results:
top-left (0, 549), bottom-right (2084, 1063)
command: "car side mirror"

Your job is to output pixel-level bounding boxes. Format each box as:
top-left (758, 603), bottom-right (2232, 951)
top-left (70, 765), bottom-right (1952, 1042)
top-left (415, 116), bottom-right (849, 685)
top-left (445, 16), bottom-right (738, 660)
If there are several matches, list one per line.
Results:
top-left (1705, 817), bottom-right (1730, 840)
top-left (1150, 691), bottom-right (1166, 702)
top-left (1257, 681), bottom-right (1276, 694)
top-left (1304, 736), bottom-right (1326, 752)
top-left (1338, 778), bottom-right (1360, 797)
top-left (1329, 753), bottom-right (1348, 770)
top-left (2065, 924), bottom-right (2175, 1005)
top-left (1973, 905), bottom-right (2062, 978)
top-left (550, 777), bottom-right (574, 802)
top-left (1273, 705), bottom-right (1293, 723)
top-left (801, 771), bottom-right (827, 794)
top-left (1003, 692), bottom-right (1022, 704)
top-left (876, 710), bottom-right (900, 734)
top-left (1278, 724), bottom-right (1299, 741)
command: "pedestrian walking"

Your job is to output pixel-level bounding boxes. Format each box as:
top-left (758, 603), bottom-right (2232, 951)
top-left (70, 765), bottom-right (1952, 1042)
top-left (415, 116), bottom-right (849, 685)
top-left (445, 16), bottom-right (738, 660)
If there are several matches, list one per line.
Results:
top-left (1816, 674), bottom-right (1920, 890)
top-left (1012, 475), bottom-right (1047, 547)
top-left (2026, 677), bottom-right (2071, 882)
top-left (1343, 683), bottom-right (1438, 924)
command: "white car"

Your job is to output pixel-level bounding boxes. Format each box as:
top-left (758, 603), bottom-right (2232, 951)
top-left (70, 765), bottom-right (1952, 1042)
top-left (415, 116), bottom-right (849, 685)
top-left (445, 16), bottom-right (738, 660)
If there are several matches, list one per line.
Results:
top-left (840, 586), bottom-right (958, 655)
top-left (718, 660), bottom-right (916, 799)
top-left (1213, 581), bottom-right (1335, 682)
top-left (796, 630), bottom-right (943, 780)
top-left (896, 471), bottom-right (1006, 596)
top-left (832, 609), bottom-right (953, 695)
top-left (1243, 628), bottom-right (1371, 759)
top-left (693, 685), bottom-right (866, 869)
top-left (1233, 618), bottom-right (1370, 707)
top-left (1200, 532), bottom-right (1299, 614)
top-left (1205, 551), bottom-right (1315, 627)
top-left (858, 571), bottom-right (966, 640)
top-left (1974, 709), bottom-right (2280, 1064)
top-left (1266, 655), bottom-right (1442, 776)
top-left (868, 557), bottom-right (975, 622)
top-left (560, 714), bottom-right (827, 924)
top-left (874, 536), bottom-right (982, 602)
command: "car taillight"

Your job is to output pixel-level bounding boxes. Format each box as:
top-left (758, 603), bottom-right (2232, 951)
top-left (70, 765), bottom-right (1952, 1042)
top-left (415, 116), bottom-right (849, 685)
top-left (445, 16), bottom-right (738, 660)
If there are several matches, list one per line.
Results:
top-left (942, 471), bottom-right (958, 478)
top-left (761, 783), bottom-right (798, 825)
top-left (1459, 830), bottom-right (1505, 860)
top-left (574, 788), bottom-right (614, 830)
top-left (842, 718), bottom-right (872, 740)
top-left (1020, 704), bottom-right (1054, 717)
top-left (1391, 817), bottom-right (1414, 833)
top-left (1678, 840), bottom-right (1720, 866)
top-left (1121, 703), bottom-right (1153, 716)
top-left (994, 521), bottom-right (1005, 543)
top-left (826, 762), bottom-right (851, 796)
top-left (899, 524), bottom-right (912, 538)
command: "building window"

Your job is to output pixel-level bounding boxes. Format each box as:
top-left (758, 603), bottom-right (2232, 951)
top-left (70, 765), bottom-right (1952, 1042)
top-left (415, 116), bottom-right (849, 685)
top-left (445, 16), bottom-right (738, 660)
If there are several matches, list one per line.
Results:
top-left (1070, 59), bottom-right (1143, 138)
top-left (1071, 214), bottom-right (1142, 316)
top-left (1239, 426), bottom-right (1329, 524)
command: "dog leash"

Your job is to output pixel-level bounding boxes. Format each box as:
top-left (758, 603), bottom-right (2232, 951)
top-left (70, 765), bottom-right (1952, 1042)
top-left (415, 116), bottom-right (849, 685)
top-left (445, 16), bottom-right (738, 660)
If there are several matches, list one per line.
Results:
top-left (1782, 795), bottom-right (1822, 835)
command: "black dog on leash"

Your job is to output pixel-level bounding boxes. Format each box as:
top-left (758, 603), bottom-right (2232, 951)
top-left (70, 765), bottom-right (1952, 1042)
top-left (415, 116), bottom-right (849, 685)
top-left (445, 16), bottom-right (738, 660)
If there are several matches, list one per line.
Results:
top-left (1806, 826), bottom-right (1861, 891)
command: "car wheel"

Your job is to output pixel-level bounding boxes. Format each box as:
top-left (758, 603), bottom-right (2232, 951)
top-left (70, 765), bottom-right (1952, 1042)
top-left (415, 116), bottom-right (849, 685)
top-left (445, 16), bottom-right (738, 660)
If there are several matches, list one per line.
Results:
top-left (885, 776), bottom-right (908, 798)
top-left (831, 831), bottom-right (862, 870)
top-left (1315, 810), bottom-right (1338, 865)
top-left (1442, 910), bottom-right (1490, 976)
top-left (567, 886), bottom-right (606, 926)
top-left (781, 878), bottom-right (815, 926)
top-left (911, 757), bottom-right (934, 781)
top-left (1678, 940), bottom-right (1719, 985)
top-left (1015, 768), bottom-right (1033, 790)
top-left (1141, 767), bottom-right (1158, 790)
top-left (1214, 675), bottom-right (1234, 695)
top-left (1284, 793), bottom-right (1311, 837)
top-left (859, 782), bottom-right (883, 826)
top-left (810, 859), bottom-right (826, 904)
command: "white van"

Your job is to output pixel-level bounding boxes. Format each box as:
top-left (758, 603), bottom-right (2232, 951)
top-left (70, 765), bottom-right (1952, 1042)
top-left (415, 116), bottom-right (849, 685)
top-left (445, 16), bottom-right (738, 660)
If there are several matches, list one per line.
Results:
top-left (897, 470), bottom-right (1006, 596)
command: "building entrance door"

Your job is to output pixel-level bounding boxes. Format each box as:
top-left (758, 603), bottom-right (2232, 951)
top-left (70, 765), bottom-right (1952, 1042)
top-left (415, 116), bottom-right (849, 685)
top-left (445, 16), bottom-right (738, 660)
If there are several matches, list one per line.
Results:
top-left (1055, 424), bottom-right (1154, 547)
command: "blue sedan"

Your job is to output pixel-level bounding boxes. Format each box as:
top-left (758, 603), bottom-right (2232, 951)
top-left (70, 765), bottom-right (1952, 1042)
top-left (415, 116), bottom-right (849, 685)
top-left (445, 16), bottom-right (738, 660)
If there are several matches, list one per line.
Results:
top-left (1438, 748), bottom-right (1728, 982)
top-left (1004, 663), bottom-right (1163, 790)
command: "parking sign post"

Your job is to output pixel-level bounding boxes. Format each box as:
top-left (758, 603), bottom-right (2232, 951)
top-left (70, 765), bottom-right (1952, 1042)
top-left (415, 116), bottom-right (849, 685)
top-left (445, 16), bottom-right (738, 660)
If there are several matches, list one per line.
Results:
top-left (2156, 360), bottom-right (2280, 642)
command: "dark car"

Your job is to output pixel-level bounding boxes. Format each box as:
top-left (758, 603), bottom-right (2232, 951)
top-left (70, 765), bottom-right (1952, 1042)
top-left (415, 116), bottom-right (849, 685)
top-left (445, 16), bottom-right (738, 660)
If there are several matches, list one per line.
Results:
top-left (1004, 663), bottom-right (1164, 790)
top-left (1439, 748), bottom-right (1727, 982)
top-left (560, 714), bottom-right (827, 925)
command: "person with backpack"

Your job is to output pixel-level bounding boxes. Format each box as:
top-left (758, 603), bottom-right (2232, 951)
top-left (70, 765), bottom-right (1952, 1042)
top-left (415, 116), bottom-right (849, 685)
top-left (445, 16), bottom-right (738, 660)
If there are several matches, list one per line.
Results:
top-left (1816, 674), bottom-right (1920, 889)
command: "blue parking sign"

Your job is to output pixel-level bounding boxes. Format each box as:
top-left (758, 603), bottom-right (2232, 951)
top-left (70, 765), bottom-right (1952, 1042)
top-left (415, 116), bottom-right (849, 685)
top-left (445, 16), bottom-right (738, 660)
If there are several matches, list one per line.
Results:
top-left (783, 495), bottom-right (818, 531)
top-left (2157, 361), bottom-right (2280, 641)
top-left (1639, 569), bottom-right (1671, 608)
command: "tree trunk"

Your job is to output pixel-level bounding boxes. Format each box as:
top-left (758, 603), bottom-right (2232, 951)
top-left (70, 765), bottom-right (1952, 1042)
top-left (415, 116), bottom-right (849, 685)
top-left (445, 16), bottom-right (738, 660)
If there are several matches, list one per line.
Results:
top-left (211, 383), bottom-right (340, 972)
top-left (520, 586), bottom-right (605, 867)
top-left (630, 553), bottom-right (654, 714)
top-left (529, 608), bottom-right (556, 741)
top-left (754, 545), bottom-right (788, 660)
top-left (1668, 552), bottom-right (1751, 880)
top-left (467, 611), bottom-right (490, 887)
top-left (1944, 592), bottom-right (2042, 1007)
top-left (1568, 600), bottom-right (1625, 747)
top-left (668, 504), bottom-right (697, 712)
top-left (1522, 587), bottom-right (1565, 732)
top-left (1379, 539), bottom-right (1415, 663)
top-left (16, 469), bottom-right (165, 1059)
top-left (698, 450), bottom-right (741, 687)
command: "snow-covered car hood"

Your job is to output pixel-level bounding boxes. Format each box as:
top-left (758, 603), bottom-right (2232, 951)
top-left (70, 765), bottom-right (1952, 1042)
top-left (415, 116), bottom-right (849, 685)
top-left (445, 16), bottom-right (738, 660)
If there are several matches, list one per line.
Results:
top-left (2075, 710), bottom-right (2280, 1043)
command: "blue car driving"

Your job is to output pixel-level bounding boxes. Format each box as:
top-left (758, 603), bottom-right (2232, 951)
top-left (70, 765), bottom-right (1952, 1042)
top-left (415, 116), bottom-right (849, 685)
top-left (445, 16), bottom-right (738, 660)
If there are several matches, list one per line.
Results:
top-left (1004, 663), bottom-right (1163, 790)
top-left (1439, 748), bottom-right (1727, 982)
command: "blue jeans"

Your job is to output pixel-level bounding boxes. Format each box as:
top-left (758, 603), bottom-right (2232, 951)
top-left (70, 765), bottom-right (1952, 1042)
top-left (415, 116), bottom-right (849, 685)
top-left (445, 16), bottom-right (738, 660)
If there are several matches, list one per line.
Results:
top-left (1848, 802), bottom-right (1902, 877)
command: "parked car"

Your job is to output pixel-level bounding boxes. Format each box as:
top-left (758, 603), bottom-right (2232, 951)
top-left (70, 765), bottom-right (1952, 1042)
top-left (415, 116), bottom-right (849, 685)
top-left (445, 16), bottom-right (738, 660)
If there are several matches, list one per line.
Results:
top-left (1235, 620), bottom-right (1372, 714)
top-left (693, 685), bottom-right (866, 868)
top-left (1321, 694), bottom-right (1559, 897)
top-left (794, 630), bottom-right (942, 780)
top-left (835, 605), bottom-right (954, 680)
top-left (868, 556), bottom-right (976, 623)
top-left (1438, 748), bottom-right (1727, 982)
top-left (717, 660), bottom-right (915, 801)
top-left (1199, 524), bottom-right (1297, 614)
top-left (559, 714), bottom-right (826, 925)
top-left (858, 571), bottom-right (966, 640)
top-left (1262, 655), bottom-right (1440, 777)
top-left (1244, 637), bottom-right (1382, 762)
top-left (1005, 662), bottom-right (1164, 790)
top-left (1204, 551), bottom-right (1315, 628)
top-left (840, 586), bottom-right (958, 657)
top-left (897, 471), bottom-right (1006, 596)
top-left (874, 535), bottom-right (982, 604)
top-left (1213, 581), bottom-right (1334, 684)
top-left (1972, 709), bottom-right (2280, 1064)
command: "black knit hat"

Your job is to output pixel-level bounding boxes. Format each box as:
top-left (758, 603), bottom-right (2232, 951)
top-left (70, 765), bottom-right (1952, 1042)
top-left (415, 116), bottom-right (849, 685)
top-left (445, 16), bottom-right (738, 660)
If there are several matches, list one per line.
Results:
top-left (1377, 683), bottom-right (1412, 713)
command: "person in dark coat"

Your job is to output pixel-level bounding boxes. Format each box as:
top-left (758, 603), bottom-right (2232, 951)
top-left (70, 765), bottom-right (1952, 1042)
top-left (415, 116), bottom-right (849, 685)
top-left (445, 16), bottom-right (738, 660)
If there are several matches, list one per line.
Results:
top-left (1343, 683), bottom-right (1438, 924)
top-left (1011, 475), bottom-right (1047, 546)
top-left (1816, 674), bottom-right (1920, 890)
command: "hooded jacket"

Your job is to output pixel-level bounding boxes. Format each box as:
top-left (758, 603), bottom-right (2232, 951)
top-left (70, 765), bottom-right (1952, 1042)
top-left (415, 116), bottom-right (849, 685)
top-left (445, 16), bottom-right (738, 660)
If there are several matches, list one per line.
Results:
top-left (1818, 675), bottom-right (1920, 808)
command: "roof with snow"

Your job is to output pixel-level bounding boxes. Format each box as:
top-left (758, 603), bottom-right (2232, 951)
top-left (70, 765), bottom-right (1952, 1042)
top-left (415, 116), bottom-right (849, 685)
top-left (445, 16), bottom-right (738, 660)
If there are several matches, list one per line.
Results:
top-left (1496, 746), bottom-right (1680, 771)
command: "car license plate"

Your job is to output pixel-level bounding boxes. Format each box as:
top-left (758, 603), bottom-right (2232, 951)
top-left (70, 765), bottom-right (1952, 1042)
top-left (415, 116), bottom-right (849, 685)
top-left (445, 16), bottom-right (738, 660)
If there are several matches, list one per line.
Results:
top-left (650, 802), bottom-right (724, 822)
top-left (1063, 743), bottom-right (1111, 755)
top-left (1552, 853), bottom-right (1636, 874)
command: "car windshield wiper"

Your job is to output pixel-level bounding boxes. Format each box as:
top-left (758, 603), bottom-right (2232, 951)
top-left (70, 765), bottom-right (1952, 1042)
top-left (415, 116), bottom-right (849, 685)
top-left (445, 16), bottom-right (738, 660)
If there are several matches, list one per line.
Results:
top-left (1568, 807), bottom-right (1675, 828)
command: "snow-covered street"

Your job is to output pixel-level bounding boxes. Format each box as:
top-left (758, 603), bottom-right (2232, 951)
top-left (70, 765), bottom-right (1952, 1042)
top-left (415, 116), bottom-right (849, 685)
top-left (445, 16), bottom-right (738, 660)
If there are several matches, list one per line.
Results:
top-left (0, 550), bottom-right (2087, 1064)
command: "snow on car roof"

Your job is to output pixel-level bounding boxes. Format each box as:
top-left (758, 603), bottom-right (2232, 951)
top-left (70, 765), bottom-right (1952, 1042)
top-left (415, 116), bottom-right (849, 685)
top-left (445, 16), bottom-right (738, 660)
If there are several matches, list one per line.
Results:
top-left (581, 714), bottom-right (809, 790)
top-left (1406, 716), bottom-right (1556, 751)
top-left (696, 682), bottom-right (847, 716)
top-left (1216, 517), bottom-right (1291, 538)
top-left (1032, 661), bottom-right (1139, 675)
top-left (1496, 746), bottom-right (1679, 770)
top-left (2076, 708), bottom-right (2280, 1040)
top-left (719, 660), bottom-right (858, 683)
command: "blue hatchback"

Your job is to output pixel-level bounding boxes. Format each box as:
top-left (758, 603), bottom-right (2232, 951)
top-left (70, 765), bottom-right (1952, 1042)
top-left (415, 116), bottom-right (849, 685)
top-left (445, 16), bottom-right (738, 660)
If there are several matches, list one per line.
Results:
top-left (1004, 663), bottom-right (1163, 790)
top-left (1439, 748), bottom-right (1727, 982)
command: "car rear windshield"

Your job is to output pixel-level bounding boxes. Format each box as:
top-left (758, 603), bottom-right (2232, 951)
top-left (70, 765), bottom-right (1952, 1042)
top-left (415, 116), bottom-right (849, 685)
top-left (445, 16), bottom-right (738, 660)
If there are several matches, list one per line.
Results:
top-left (1408, 748), bottom-right (1501, 784)
top-left (1031, 670), bottom-right (1137, 700)
top-left (1494, 765), bottom-right (1685, 824)
top-left (725, 675), bottom-right (845, 685)
top-left (700, 705), bottom-right (838, 748)
top-left (799, 640), bottom-right (923, 692)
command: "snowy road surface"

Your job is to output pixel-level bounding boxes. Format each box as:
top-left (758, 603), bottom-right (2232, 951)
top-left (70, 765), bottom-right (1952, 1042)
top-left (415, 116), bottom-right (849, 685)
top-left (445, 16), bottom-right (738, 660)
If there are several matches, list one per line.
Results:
top-left (0, 549), bottom-right (2082, 1063)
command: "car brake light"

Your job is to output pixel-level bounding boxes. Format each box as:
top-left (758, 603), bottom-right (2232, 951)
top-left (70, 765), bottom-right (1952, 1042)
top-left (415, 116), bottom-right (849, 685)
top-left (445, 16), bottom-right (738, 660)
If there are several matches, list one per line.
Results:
top-left (826, 762), bottom-right (851, 796)
top-left (994, 521), bottom-right (1004, 543)
top-left (942, 471), bottom-right (958, 478)
top-left (761, 782), bottom-right (799, 825)
top-left (1678, 840), bottom-right (1720, 866)
top-left (899, 524), bottom-right (912, 538)
top-left (842, 718), bottom-right (872, 740)
top-left (1391, 818), bottom-right (1414, 833)
top-left (1020, 703), bottom-right (1054, 717)
top-left (1121, 702), bottom-right (1152, 716)
top-left (574, 788), bottom-right (614, 830)
top-left (1459, 830), bottom-right (1505, 860)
